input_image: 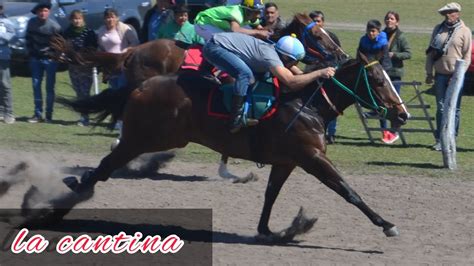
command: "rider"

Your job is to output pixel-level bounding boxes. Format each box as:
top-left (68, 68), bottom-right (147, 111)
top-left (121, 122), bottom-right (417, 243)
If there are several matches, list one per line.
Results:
top-left (203, 32), bottom-right (336, 133)
top-left (194, 0), bottom-right (271, 42)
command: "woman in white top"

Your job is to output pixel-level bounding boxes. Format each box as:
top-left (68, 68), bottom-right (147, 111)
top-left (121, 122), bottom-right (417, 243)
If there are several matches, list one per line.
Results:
top-left (97, 8), bottom-right (139, 90)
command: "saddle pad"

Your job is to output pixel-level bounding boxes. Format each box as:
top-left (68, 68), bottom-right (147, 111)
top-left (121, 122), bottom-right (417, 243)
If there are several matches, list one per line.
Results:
top-left (181, 45), bottom-right (203, 71)
top-left (207, 76), bottom-right (280, 120)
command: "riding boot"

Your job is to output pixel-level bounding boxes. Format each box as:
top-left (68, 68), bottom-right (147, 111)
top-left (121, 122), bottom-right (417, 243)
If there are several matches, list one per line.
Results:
top-left (229, 95), bottom-right (258, 133)
top-left (198, 59), bottom-right (221, 84)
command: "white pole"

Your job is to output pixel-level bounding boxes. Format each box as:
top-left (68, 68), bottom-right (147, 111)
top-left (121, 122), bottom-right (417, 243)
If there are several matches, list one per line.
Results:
top-left (440, 59), bottom-right (467, 170)
top-left (93, 67), bottom-right (99, 95)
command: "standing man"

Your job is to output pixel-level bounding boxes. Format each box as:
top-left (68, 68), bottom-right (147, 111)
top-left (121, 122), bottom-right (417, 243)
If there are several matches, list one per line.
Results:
top-left (260, 2), bottom-right (286, 33)
top-left (308, 10), bottom-right (341, 144)
top-left (140, 0), bottom-right (174, 43)
top-left (26, 1), bottom-right (61, 123)
top-left (0, 2), bottom-right (15, 124)
top-left (425, 2), bottom-right (472, 151)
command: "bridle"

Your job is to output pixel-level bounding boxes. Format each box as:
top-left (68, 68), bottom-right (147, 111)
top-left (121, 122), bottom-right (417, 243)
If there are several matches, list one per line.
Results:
top-left (327, 60), bottom-right (405, 118)
top-left (301, 21), bottom-right (348, 65)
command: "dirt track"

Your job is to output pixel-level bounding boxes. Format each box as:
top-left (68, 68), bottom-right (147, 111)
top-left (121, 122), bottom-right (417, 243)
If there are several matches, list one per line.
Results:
top-left (1, 149), bottom-right (474, 265)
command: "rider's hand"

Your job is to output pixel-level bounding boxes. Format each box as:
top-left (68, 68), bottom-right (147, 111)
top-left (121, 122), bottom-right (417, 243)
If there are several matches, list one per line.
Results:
top-left (425, 74), bottom-right (434, 85)
top-left (255, 30), bottom-right (271, 40)
top-left (319, 67), bottom-right (336, 79)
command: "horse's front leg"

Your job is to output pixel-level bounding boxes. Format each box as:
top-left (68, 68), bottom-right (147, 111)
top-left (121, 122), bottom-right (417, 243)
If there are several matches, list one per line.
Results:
top-left (298, 149), bottom-right (399, 237)
top-left (257, 164), bottom-right (295, 235)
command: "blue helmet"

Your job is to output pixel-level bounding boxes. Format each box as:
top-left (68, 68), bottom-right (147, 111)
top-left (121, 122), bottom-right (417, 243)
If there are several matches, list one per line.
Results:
top-left (275, 34), bottom-right (305, 61)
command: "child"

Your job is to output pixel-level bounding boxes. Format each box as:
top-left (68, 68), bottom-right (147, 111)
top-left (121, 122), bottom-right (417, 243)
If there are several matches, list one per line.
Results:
top-left (157, 4), bottom-right (204, 45)
top-left (358, 19), bottom-right (392, 71)
top-left (63, 10), bottom-right (98, 126)
top-left (358, 19), bottom-right (395, 143)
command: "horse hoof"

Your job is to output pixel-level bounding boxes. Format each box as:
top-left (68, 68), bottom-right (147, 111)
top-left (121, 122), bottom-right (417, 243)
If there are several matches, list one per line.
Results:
top-left (384, 226), bottom-right (399, 237)
top-left (63, 176), bottom-right (79, 192)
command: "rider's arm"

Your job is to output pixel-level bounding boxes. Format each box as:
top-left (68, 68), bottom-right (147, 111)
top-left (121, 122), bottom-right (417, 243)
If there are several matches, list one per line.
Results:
top-left (270, 66), bottom-right (335, 91)
top-left (229, 21), bottom-right (269, 39)
top-left (289, 65), bottom-right (304, 75)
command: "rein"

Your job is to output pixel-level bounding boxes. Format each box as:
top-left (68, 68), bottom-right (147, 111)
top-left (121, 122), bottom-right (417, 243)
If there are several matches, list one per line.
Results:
top-left (330, 61), bottom-right (388, 118)
top-left (302, 22), bottom-right (333, 63)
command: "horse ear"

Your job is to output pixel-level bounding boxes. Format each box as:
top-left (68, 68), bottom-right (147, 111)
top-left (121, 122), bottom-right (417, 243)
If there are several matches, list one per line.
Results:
top-left (295, 12), bottom-right (312, 25)
top-left (358, 51), bottom-right (369, 64)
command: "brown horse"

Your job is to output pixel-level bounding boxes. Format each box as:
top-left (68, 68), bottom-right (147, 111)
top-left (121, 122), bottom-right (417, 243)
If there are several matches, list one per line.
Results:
top-left (56, 54), bottom-right (408, 242)
top-left (50, 13), bottom-right (348, 181)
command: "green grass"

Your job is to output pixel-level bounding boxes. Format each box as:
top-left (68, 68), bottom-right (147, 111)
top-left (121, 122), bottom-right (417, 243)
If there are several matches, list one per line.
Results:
top-left (1, 0), bottom-right (473, 178)
top-left (275, 0), bottom-right (474, 29)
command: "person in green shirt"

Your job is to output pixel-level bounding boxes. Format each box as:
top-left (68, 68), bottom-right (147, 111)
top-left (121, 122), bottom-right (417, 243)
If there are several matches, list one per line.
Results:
top-left (194, 0), bottom-right (270, 42)
top-left (157, 4), bottom-right (204, 45)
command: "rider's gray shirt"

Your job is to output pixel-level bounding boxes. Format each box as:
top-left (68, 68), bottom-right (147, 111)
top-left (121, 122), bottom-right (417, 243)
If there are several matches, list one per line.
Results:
top-left (211, 32), bottom-right (284, 73)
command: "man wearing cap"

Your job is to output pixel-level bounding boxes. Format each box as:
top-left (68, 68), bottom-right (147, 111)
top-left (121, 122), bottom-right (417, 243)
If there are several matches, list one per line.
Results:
top-left (0, 2), bottom-right (15, 124)
top-left (425, 2), bottom-right (472, 151)
top-left (202, 32), bottom-right (335, 133)
top-left (26, 1), bottom-right (61, 123)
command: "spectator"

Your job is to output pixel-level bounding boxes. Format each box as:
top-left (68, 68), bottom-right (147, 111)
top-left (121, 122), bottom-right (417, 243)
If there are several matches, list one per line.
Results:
top-left (358, 19), bottom-right (392, 71)
top-left (260, 2), bottom-right (286, 33)
top-left (26, 1), bottom-right (61, 123)
top-left (63, 10), bottom-right (98, 126)
top-left (308, 10), bottom-right (340, 46)
top-left (464, 35), bottom-right (474, 94)
top-left (97, 8), bottom-right (139, 90)
top-left (140, 0), bottom-right (174, 43)
top-left (425, 2), bottom-right (472, 151)
top-left (0, 2), bottom-right (15, 124)
top-left (358, 19), bottom-right (393, 143)
top-left (307, 10), bottom-right (341, 144)
top-left (194, 0), bottom-right (270, 42)
top-left (157, 4), bottom-right (204, 45)
top-left (378, 11), bottom-right (412, 144)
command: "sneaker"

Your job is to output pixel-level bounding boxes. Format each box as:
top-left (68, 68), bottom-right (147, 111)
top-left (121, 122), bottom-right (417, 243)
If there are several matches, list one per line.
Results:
top-left (432, 141), bottom-right (442, 151)
top-left (4, 116), bottom-right (15, 124)
top-left (44, 118), bottom-right (53, 124)
top-left (382, 131), bottom-right (399, 144)
top-left (27, 115), bottom-right (43, 123)
top-left (0, 115), bottom-right (4, 121)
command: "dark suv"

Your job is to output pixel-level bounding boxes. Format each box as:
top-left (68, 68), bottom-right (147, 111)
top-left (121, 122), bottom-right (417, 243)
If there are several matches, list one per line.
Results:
top-left (3, 0), bottom-right (153, 74)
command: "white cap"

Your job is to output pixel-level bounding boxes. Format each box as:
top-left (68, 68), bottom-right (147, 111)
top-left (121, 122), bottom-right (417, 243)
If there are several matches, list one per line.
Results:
top-left (438, 2), bottom-right (461, 14)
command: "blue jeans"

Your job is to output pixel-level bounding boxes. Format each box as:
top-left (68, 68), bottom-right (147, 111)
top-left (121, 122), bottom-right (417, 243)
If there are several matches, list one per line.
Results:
top-left (29, 58), bottom-right (58, 118)
top-left (434, 73), bottom-right (463, 139)
top-left (326, 119), bottom-right (337, 136)
top-left (380, 76), bottom-right (402, 129)
top-left (108, 72), bottom-right (127, 90)
top-left (202, 40), bottom-right (254, 96)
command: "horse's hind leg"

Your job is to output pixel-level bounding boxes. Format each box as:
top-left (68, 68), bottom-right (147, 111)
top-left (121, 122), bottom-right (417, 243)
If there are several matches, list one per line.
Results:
top-left (298, 150), bottom-right (399, 237)
top-left (218, 154), bottom-right (258, 183)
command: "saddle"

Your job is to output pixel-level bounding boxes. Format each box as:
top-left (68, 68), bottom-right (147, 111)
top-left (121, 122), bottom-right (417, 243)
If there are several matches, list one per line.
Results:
top-left (207, 74), bottom-right (280, 121)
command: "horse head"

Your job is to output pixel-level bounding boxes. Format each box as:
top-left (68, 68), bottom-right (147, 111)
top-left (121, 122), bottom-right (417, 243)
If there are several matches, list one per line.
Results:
top-left (272, 13), bottom-right (349, 68)
top-left (334, 52), bottom-right (409, 129)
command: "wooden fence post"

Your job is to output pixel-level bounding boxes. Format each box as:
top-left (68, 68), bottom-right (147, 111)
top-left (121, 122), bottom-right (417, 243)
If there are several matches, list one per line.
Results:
top-left (440, 59), bottom-right (467, 170)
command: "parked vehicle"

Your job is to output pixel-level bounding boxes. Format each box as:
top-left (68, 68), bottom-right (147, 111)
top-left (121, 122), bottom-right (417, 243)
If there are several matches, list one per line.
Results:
top-left (3, 0), bottom-right (153, 75)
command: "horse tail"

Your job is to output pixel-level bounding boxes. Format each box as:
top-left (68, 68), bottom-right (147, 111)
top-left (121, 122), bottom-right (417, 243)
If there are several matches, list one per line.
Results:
top-left (57, 88), bottom-right (130, 128)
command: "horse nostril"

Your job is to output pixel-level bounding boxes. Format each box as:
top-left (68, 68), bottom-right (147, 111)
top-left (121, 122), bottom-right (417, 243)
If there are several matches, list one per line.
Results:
top-left (398, 113), bottom-right (408, 122)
